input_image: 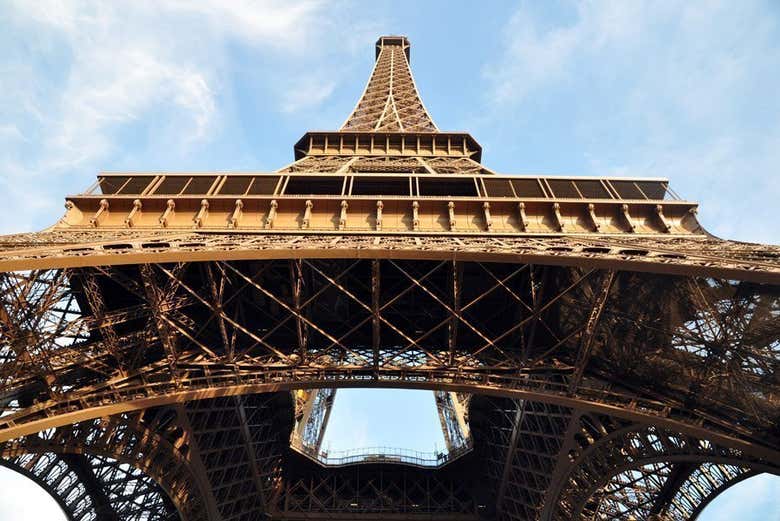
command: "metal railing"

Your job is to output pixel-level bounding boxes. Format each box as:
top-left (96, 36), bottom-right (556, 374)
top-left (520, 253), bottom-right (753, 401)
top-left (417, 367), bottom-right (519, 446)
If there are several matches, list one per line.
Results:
top-left (292, 438), bottom-right (473, 468)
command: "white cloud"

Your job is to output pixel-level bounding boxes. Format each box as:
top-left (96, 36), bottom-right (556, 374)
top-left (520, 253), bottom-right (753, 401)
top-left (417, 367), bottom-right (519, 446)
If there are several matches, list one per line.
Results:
top-left (0, 0), bottom-right (373, 233)
top-left (159, 0), bottom-right (326, 51)
top-left (281, 78), bottom-right (338, 113)
top-left (0, 125), bottom-right (26, 143)
top-left (484, 2), bottom-right (651, 106)
top-left (484, 0), bottom-right (780, 243)
top-left (44, 48), bottom-right (214, 171)
top-left (5, 0), bottom-right (325, 171)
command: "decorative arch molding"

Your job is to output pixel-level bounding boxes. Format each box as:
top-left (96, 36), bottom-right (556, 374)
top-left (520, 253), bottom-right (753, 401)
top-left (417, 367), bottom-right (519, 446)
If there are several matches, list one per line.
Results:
top-left (2, 377), bottom-right (778, 464)
top-left (675, 465), bottom-right (760, 521)
top-left (0, 454), bottom-right (90, 520)
top-left (548, 424), bottom-right (780, 520)
top-left (0, 451), bottom-right (179, 521)
top-left (0, 412), bottom-right (214, 521)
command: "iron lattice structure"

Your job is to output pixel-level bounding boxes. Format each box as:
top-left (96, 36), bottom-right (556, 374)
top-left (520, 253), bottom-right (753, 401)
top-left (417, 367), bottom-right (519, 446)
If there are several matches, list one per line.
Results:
top-left (0, 35), bottom-right (778, 521)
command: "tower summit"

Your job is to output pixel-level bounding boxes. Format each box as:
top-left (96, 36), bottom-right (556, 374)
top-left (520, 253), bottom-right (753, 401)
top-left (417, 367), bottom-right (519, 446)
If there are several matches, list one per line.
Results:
top-left (0, 36), bottom-right (778, 521)
top-left (342, 36), bottom-right (437, 132)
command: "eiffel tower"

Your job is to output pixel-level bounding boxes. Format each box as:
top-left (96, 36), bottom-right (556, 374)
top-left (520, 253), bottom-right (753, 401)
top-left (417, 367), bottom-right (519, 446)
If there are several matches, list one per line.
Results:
top-left (0, 35), bottom-right (778, 521)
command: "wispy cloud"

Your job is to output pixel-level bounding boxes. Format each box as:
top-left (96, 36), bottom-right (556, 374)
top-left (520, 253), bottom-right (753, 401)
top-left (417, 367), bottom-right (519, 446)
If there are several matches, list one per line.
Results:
top-left (280, 78), bottom-right (338, 113)
top-left (0, 125), bottom-right (26, 143)
top-left (483, 0), bottom-right (780, 243)
top-left (0, 0), bottom-right (376, 233)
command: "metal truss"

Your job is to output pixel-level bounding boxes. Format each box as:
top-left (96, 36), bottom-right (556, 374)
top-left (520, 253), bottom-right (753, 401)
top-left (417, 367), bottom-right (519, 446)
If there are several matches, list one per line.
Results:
top-left (469, 398), bottom-right (780, 521)
top-left (183, 394), bottom-right (292, 520)
top-left (470, 395), bottom-right (580, 520)
top-left (548, 421), bottom-right (780, 521)
top-left (291, 388), bottom-right (337, 455)
top-left (1, 261), bottom-right (777, 441)
top-left (0, 411), bottom-right (212, 520)
top-left (1, 232), bottom-right (778, 285)
top-left (278, 155), bottom-right (491, 175)
top-left (1, 34), bottom-right (779, 520)
top-left (273, 457), bottom-right (478, 519)
top-left (0, 257), bottom-right (777, 519)
top-left (0, 452), bottom-right (177, 521)
top-left (2, 452), bottom-right (164, 521)
top-left (435, 391), bottom-right (472, 452)
top-left (341, 36), bottom-right (437, 133)
top-left (667, 463), bottom-right (756, 519)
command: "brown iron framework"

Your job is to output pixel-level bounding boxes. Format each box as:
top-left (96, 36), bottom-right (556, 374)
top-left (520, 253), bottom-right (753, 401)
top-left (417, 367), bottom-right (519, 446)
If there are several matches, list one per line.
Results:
top-left (0, 35), bottom-right (778, 520)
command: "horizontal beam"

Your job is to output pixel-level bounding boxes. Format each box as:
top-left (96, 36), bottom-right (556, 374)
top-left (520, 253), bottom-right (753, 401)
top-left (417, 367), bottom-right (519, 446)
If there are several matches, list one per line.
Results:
top-left (60, 195), bottom-right (699, 235)
top-left (0, 371), bottom-right (778, 463)
top-left (1, 233), bottom-right (778, 284)
top-left (293, 132), bottom-right (481, 161)
top-left (271, 514), bottom-right (478, 520)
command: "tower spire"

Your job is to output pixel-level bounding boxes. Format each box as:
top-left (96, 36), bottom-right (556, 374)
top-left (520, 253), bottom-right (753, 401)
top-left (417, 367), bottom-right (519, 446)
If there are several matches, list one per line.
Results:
top-left (341, 36), bottom-right (438, 132)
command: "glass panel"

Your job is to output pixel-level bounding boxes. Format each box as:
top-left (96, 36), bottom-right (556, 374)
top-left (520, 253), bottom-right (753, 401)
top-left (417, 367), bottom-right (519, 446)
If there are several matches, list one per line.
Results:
top-left (635, 181), bottom-right (668, 200)
top-left (510, 179), bottom-right (545, 198)
top-left (98, 176), bottom-right (130, 194)
top-left (285, 176), bottom-right (344, 195)
top-left (182, 176), bottom-right (217, 195)
top-left (352, 177), bottom-right (410, 196)
top-left (547, 179), bottom-right (580, 198)
top-left (575, 180), bottom-right (611, 199)
top-left (117, 176), bottom-right (154, 195)
top-left (218, 176), bottom-right (253, 195)
top-left (154, 176), bottom-right (190, 195)
top-left (418, 178), bottom-right (477, 197)
top-left (483, 179), bottom-right (515, 197)
top-left (611, 181), bottom-right (645, 199)
top-left (247, 176), bottom-right (281, 195)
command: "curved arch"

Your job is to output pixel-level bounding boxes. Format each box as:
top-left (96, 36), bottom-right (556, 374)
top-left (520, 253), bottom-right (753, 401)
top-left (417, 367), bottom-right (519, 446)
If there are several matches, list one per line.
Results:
top-left (0, 413), bottom-right (213, 521)
top-left (0, 232), bottom-right (778, 284)
top-left (586, 462), bottom-right (761, 520)
top-left (2, 260), bottom-right (777, 464)
top-left (0, 456), bottom-right (80, 520)
top-left (680, 466), bottom-right (759, 520)
top-left (549, 424), bottom-right (780, 520)
top-left (2, 377), bottom-right (779, 463)
top-left (568, 459), bottom-right (777, 520)
top-left (0, 452), bottom-right (179, 521)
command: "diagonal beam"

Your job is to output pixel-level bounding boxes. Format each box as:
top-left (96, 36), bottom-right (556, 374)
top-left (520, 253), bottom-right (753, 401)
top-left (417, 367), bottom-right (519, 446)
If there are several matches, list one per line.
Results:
top-left (140, 264), bottom-right (182, 383)
top-left (289, 259), bottom-right (308, 361)
top-left (489, 268), bottom-right (596, 356)
top-left (389, 259), bottom-right (511, 362)
top-left (372, 259), bottom-right (380, 369)
top-left (158, 263), bottom-right (291, 363)
top-left (569, 270), bottom-right (617, 394)
top-left (60, 453), bottom-right (120, 521)
top-left (522, 266), bottom-right (547, 362)
top-left (495, 400), bottom-right (526, 515)
top-left (648, 462), bottom-right (697, 517)
top-left (237, 260), bottom-right (361, 359)
top-left (448, 261), bottom-right (462, 366)
top-left (205, 263), bottom-right (232, 361)
top-left (234, 395), bottom-right (269, 513)
top-left (219, 261), bottom-right (364, 364)
top-left (80, 272), bottom-right (128, 375)
top-left (305, 260), bottom-right (445, 366)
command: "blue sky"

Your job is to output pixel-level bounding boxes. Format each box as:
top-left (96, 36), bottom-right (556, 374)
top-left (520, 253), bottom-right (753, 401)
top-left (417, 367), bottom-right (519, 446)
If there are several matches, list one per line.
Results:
top-left (0, 0), bottom-right (779, 518)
